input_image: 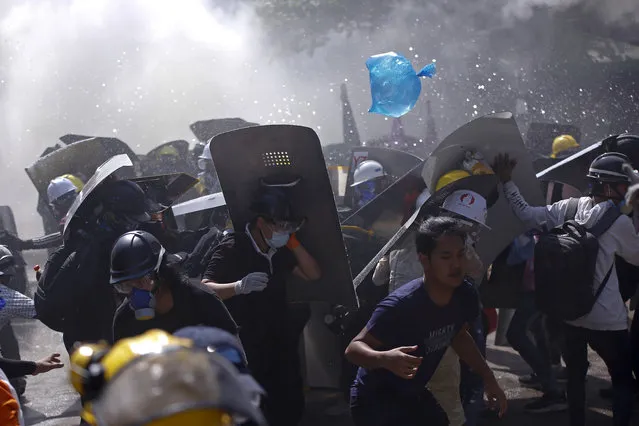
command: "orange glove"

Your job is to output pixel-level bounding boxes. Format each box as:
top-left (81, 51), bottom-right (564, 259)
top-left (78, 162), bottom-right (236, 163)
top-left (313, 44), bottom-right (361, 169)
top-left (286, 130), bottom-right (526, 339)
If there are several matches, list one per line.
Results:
top-left (286, 233), bottom-right (301, 250)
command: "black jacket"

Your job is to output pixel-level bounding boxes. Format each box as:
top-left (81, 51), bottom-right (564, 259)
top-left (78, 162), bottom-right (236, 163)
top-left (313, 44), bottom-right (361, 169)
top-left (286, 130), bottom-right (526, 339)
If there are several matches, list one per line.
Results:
top-left (112, 273), bottom-right (238, 343)
top-left (35, 232), bottom-right (119, 351)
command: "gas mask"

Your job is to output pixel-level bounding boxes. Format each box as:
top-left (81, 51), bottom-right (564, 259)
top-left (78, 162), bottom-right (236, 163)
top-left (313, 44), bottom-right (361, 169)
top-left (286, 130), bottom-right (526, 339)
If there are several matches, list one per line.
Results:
top-left (129, 286), bottom-right (157, 320)
top-left (355, 181), bottom-right (376, 209)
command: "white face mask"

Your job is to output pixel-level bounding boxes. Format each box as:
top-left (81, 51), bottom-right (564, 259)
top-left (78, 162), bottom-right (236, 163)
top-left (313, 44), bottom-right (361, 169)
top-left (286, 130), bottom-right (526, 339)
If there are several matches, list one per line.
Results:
top-left (266, 230), bottom-right (290, 249)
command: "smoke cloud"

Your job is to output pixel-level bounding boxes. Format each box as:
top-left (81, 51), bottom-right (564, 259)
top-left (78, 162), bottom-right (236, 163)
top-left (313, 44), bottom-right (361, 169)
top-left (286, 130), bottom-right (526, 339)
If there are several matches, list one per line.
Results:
top-left (1, 0), bottom-right (638, 237)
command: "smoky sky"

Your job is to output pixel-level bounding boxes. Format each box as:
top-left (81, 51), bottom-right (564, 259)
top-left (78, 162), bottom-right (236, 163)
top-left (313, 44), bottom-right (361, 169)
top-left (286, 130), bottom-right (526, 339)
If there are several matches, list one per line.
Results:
top-left (1, 0), bottom-right (638, 236)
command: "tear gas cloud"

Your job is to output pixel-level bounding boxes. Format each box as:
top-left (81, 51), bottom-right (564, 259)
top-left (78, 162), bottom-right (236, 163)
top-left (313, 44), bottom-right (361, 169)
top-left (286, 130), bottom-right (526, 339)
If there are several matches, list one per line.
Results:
top-left (0, 0), bottom-right (638, 237)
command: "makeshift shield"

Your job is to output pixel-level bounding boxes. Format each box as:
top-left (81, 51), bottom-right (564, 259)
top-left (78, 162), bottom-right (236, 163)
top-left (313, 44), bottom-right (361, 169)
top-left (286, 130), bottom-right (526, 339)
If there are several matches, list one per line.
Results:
top-left (352, 174), bottom-right (499, 289)
top-left (63, 154), bottom-right (135, 239)
top-left (342, 147), bottom-right (423, 210)
top-left (190, 118), bottom-right (259, 143)
top-left (25, 137), bottom-right (139, 201)
top-left (536, 135), bottom-right (639, 192)
top-left (341, 161), bottom-right (426, 275)
top-left (421, 112), bottom-right (544, 307)
top-left (210, 125), bottom-right (356, 308)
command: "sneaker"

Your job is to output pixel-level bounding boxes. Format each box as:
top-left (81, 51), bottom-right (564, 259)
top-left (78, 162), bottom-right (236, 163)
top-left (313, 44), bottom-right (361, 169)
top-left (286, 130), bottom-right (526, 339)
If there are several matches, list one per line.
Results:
top-left (519, 373), bottom-right (543, 390)
top-left (524, 393), bottom-right (568, 413)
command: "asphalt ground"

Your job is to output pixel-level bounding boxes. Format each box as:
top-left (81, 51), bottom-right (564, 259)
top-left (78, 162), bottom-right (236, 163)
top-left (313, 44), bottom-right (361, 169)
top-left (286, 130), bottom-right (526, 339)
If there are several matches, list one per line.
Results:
top-left (15, 251), bottom-right (624, 425)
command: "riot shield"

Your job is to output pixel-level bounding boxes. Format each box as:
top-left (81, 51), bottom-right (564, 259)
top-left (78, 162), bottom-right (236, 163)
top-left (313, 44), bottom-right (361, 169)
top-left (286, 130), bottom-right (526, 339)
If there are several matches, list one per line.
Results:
top-left (342, 147), bottom-right (423, 210)
top-left (352, 174), bottom-right (499, 288)
top-left (25, 137), bottom-right (139, 200)
top-left (210, 125), bottom-right (357, 308)
top-left (422, 112), bottom-right (543, 262)
top-left (189, 118), bottom-right (259, 143)
top-left (341, 161), bottom-right (425, 274)
top-left (63, 155), bottom-right (134, 239)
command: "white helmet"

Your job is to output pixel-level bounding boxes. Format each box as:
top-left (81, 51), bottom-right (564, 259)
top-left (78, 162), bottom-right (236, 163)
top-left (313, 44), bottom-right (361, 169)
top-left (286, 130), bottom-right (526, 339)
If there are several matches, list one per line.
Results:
top-left (351, 160), bottom-right (386, 187)
top-left (47, 176), bottom-right (78, 204)
top-left (441, 190), bottom-right (490, 229)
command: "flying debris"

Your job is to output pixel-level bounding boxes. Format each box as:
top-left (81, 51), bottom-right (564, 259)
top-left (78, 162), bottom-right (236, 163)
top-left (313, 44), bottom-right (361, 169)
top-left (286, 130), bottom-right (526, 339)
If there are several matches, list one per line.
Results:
top-left (366, 51), bottom-right (436, 118)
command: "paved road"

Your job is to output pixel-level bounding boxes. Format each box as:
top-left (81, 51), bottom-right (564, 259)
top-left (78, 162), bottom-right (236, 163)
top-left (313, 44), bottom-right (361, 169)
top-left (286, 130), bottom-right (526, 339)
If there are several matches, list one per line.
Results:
top-left (14, 251), bottom-right (623, 425)
top-left (17, 317), bottom-right (624, 426)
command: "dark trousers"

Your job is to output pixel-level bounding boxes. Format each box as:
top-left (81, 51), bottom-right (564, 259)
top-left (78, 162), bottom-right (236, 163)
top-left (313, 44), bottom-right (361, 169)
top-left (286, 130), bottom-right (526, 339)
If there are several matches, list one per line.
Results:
top-left (460, 313), bottom-right (486, 426)
top-left (506, 292), bottom-right (559, 394)
top-left (563, 324), bottom-right (634, 426)
top-left (630, 312), bottom-right (639, 386)
top-left (351, 389), bottom-right (448, 426)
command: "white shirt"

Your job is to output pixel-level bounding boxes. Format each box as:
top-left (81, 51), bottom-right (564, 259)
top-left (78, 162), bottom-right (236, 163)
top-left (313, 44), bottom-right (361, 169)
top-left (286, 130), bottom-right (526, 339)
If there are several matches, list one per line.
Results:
top-left (503, 181), bottom-right (639, 330)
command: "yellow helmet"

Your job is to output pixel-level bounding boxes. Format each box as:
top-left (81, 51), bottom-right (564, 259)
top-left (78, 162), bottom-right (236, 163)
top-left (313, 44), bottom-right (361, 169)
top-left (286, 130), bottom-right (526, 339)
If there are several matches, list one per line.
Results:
top-left (69, 342), bottom-right (111, 425)
top-left (70, 330), bottom-right (193, 425)
top-left (551, 134), bottom-right (579, 159)
top-left (71, 329), bottom-right (265, 426)
top-left (435, 169), bottom-right (471, 192)
top-left (62, 174), bottom-right (85, 191)
top-left (156, 145), bottom-right (179, 157)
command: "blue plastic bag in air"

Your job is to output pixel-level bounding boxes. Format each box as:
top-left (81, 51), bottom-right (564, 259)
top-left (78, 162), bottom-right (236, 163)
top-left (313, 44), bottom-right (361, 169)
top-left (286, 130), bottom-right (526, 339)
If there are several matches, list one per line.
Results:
top-left (366, 51), bottom-right (436, 118)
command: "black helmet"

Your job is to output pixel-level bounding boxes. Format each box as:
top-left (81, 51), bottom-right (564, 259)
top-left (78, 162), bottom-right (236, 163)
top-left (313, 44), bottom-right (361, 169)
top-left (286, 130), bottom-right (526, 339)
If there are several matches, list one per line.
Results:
top-left (99, 180), bottom-right (151, 223)
top-left (110, 231), bottom-right (165, 285)
top-left (587, 152), bottom-right (632, 184)
top-left (0, 245), bottom-right (15, 277)
top-left (250, 187), bottom-right (305, 232)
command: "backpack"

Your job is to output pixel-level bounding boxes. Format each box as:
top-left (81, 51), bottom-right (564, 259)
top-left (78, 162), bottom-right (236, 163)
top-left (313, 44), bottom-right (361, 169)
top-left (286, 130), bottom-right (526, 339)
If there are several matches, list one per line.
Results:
top-left (534, 198), bottom-right (621, 321)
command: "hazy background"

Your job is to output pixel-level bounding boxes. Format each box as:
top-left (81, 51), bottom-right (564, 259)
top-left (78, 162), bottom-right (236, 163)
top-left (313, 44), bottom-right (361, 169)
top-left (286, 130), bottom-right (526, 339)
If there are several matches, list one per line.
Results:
top-left (1, 0), bottom-right (638, 237)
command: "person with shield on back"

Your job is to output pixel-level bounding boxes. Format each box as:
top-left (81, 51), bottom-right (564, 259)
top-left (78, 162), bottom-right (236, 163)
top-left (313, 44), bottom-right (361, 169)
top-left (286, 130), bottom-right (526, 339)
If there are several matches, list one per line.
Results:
top-left (201, 185), bottom-right (321, 426)
top-left (35, 179), bottom-right (154, 353)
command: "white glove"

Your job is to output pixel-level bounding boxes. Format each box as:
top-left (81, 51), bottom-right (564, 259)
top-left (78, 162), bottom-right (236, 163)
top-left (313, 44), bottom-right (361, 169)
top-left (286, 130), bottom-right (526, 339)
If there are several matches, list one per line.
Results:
top-left (234, 272), bottom-right (269, 295)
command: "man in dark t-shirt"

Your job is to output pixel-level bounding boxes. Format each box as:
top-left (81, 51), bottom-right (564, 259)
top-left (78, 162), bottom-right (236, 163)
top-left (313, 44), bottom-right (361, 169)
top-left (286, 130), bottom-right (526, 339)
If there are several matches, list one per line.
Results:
top-left (345, 216), bottom-right (507, 426)
top-left (201, 186), bottom-right (321, 426)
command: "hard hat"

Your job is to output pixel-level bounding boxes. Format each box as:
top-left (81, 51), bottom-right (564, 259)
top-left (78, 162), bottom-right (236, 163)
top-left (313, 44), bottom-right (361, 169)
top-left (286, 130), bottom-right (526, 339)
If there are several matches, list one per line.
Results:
top-left (70, 330), bottom-right (193, 425)
top-left (47, 177), bottom-right (78, 205)
top-left (441, 190), bottom-right (490, 229)
top-left (587, 152), bottom-right (632, 184)
top-left (0, 246), bottom-right (15, 277)
top-left (62, 174), bottom-right (85, 191)
top-left (110, 231), bottom-right (165, 285)
top-left (69, 342), bottom-right (111, 425)
top-left (435, 170), bottom-right (471, 192)
top-left (199, 141), bottom-right (212, 161)
top-left (351, 160), bottom-right (386, 187)
top-left (157, 145), bottom-right (179, 157)
top-left (551, 134), bottom-right (579, 159)
top-left (85, 330), bottom-right (266, 426)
